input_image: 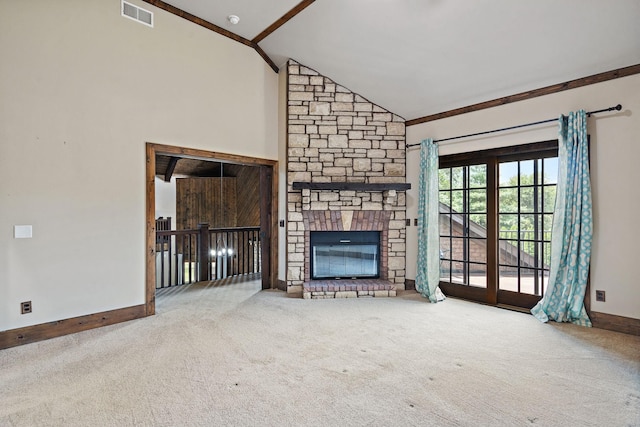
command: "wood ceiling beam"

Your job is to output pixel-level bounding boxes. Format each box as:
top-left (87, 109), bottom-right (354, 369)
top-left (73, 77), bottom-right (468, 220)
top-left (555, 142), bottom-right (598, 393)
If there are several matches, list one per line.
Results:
top-left (143, 0), bottom-right (253, 47)
top-left (164, 156), bottom-right (179, 182)
top-left (251, 0), bottom-right (316, 44)
top-left (406, 63), bottom-right (640, 126)
top-left (252, 45), bottom-right (279, 73)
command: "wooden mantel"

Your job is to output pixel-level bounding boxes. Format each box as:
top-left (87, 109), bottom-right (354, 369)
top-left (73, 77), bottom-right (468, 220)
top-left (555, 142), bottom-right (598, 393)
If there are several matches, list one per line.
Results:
top-left (292, 182), bottom-right (411, 191)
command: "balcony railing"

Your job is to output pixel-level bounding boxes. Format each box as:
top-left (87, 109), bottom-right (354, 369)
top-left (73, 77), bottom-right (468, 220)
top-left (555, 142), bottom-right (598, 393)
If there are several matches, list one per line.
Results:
top-left (155, 223), bottom-right (261, 289)
top-left (498, 229), bottom-right (552, 269)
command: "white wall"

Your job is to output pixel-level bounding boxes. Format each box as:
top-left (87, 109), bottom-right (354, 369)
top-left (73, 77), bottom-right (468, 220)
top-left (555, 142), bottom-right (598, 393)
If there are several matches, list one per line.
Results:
top-left (154, 177), bottom-right (176, 221)
top-left (406, 74), bottom-right (640, 320)
top-left (0, 0), bottom-right (279, 330)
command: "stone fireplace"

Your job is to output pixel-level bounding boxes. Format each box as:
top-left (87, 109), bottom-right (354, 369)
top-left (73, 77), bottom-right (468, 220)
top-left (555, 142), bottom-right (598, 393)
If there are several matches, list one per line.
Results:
top-left (285, 60), bottom-right (407, 298)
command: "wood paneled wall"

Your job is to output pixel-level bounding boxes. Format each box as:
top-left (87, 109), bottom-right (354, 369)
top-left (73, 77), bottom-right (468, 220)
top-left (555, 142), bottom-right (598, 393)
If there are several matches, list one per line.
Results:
top-left (176, 168), bottom-right (261, 230)
top-left (176, 177), bottom-right (237, 229)
top-left (236, 166), bottom-right (260, 227)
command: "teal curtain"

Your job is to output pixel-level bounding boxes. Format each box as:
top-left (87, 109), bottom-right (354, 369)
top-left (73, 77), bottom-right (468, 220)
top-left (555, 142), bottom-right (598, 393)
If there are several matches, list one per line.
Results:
top-left (416, 139), bottom-right (446, 303)
top-left (531, 110), bottom-right (592, 326)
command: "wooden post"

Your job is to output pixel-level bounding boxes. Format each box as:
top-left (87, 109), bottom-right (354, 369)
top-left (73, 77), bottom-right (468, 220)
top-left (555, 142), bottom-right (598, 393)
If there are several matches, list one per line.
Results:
top-left (259, 167), bottom-right (272, 289)
top-left (198, 223), bottom-right (210, 282)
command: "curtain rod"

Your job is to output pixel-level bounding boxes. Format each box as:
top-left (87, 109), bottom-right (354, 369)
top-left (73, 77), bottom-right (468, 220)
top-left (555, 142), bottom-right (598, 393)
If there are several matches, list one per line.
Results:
top-left (405, 104), bottom-right (622, 148)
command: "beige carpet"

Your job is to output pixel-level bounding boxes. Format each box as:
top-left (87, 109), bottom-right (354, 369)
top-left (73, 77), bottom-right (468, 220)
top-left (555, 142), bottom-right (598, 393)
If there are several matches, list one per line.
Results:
top-left (1, 276), bottom-right (639, 426)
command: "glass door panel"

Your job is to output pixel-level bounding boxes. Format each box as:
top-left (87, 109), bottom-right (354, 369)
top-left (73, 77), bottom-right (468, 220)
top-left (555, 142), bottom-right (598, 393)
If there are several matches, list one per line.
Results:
top-left (439, 165), bottom-right (487, 289)
top-left (498, 158), bottom-right (557, 300)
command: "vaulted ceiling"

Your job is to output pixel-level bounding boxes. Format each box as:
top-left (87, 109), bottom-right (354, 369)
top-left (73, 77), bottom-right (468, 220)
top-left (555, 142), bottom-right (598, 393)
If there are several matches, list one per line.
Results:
top-left (146, 0), bottom-right (640, 122)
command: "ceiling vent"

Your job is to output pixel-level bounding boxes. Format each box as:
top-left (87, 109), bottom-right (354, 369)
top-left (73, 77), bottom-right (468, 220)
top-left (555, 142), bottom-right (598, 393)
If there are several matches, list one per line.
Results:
top-left (122, 1), bottom-right (153, 27)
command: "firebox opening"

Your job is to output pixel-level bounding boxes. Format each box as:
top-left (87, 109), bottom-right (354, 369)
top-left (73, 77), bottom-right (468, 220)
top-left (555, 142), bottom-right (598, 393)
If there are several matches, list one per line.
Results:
top-left (310, 231), bottom-right (380, 280)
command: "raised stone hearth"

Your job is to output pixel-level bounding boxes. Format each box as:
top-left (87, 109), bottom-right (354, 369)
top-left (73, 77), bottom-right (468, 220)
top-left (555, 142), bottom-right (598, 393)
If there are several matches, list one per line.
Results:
top-left (303, 279), bottom-right (397, 299)
top-left (286, 60), bottom-right (407, 298)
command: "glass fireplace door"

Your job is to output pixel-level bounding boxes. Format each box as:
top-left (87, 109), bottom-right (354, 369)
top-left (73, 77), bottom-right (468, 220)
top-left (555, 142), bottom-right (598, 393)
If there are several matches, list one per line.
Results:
top-left (310, 231), bottom-right (380, 280)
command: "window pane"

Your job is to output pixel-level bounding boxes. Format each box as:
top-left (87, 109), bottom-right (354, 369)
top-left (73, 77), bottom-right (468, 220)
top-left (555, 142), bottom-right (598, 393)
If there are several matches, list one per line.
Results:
top-left (519, 268), bottom-right (539, 295)
top-left (469, 189), bottom-right (486, 213)
top-left (543, 214), bottom-right (553, 234)
top-left (520, 160), bottom-right (534, 183)
top-left (544, 157), bottom-right (558, 184)
top-left (469, 165), bottom-right (486, 188)
top-left (542, 242), bottom-right (552, 268)
top-left (450, 237), bottom-right (464, 261)
top-left (440, 259), bottom-right (451, 282)
top-left (499, 240), bottom-right (519, 266)
top-left (439, 214), bottom-right (452, 236)
top-left (499, 214), bottom-right (518, 238)
top-left (543, 186), bottom-right (556, 212)
top-left (499, 265), bottom-right (518, 291)
top-left (439, 190), bottom-right (451, 207)
top-left (520, 187), bottom-right (534, 212)
top-left (469, 263), bottom-right (486, 288)
top-left (469, 240), bottom-right (486, 264)
top-left (450, 261), bottom-right (464, 284)
top-left (499, 161), bottom-right (518, 186)
top-left (470, 214), bottom-right (486, 230)
top-left (440, 238), bottom-right (452, 260)
top-left (499, 188), bottom-right (518, 213)
top-left (519, 240), bottom-right (536, 267)
top-left (439, 169), bottom-right (451, 190)
top-left (519, 214), bottom-right (535, 239)
top-left (451, 190), bottom-right (464, 212)
top-left (534, 244), bottom-right (545, 269)
top-left (451, 167), bottom-right (463, 189)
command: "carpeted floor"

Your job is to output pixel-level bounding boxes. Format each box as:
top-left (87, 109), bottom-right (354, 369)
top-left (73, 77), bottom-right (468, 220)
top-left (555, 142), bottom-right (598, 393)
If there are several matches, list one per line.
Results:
top-left (1, 276), bottom-right (639, 426)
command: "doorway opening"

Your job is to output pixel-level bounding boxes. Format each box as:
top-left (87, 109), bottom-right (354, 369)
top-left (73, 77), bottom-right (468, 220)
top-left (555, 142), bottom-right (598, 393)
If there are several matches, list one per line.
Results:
top-left (145, 143), bottom-right (278, 316)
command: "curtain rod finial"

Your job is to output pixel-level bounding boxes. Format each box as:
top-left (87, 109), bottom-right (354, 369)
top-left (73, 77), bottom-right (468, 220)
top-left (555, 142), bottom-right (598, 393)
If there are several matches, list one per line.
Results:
top-left (615, 104), bottom-right (622, 111)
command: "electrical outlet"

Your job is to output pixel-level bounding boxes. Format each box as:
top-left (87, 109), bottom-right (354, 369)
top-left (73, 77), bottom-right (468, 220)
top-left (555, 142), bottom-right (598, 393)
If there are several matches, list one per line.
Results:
top-left (595, 290), bottom-right (606, 302)
top-left (21, 301), bottom-right (32, 314)
top-left (405, 219), bottom-right (411, 226)
top-left (414, 218), bottom-right (418, 226)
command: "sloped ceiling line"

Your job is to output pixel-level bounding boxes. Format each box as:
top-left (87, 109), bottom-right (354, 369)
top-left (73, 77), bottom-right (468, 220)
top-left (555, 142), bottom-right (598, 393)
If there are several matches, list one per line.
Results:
top-left (142, 0), bottom-right (316, 73)
top-left (142, 0), bottom-right (254, 46)
top-left (141, 1), bottom-right (640, 123)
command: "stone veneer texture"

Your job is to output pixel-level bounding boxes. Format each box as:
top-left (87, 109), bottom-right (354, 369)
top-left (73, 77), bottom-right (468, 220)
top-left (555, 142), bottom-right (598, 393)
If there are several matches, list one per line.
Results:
top-left (286, 60), bottom-right (407, 294)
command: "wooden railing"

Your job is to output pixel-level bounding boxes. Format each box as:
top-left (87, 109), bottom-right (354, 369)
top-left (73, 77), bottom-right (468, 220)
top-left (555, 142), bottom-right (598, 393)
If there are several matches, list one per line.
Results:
top-left (155, 223), bottom-right (261, 289)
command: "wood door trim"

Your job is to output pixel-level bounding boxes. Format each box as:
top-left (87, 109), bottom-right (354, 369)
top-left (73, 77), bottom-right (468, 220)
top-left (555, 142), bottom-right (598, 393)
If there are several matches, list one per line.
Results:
top-left (259, 166), bottom-right (272, 289)
top-left (145, 143), bottom-right (157, 315)
top-left (146, 143), bottom-right (279, 314)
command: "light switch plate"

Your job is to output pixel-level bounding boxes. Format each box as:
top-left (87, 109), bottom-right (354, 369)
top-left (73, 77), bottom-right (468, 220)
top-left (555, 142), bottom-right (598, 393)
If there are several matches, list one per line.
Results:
top-left (14, 225), bottom-right (33, 239)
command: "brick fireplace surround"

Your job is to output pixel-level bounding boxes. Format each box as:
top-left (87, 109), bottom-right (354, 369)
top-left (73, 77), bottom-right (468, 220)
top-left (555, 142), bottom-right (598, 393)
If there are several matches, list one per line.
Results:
top-left (286, 60), bottom-right (407, 299)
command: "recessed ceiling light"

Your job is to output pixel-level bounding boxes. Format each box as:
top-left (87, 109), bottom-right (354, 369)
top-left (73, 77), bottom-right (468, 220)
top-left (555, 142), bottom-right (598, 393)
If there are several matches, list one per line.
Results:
top-left (227, 15), bottom-right (240, 25)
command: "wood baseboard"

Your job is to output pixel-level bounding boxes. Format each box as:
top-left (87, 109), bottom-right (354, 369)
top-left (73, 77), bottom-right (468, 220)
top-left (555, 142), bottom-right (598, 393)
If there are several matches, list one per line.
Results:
top-left (590, 311), bottom-right (640, 336)
top-left (0, 304), bottom-right (148, 350)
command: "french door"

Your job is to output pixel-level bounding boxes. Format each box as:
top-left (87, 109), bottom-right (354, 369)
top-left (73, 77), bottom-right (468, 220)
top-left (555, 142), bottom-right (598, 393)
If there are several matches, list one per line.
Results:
top-left (437, 141), bottom-right (558, 309)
